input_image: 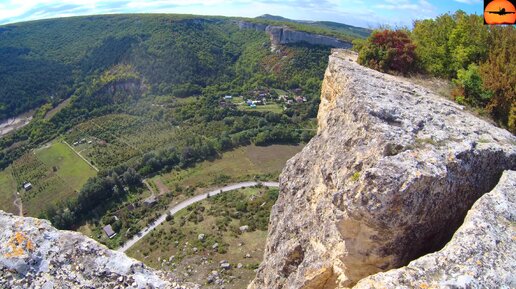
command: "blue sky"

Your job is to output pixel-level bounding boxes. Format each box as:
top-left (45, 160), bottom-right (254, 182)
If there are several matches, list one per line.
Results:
top-left (0, 0), bottom-right (484, 27)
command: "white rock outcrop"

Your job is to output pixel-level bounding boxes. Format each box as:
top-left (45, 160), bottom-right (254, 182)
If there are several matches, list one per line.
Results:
top-left (354, 170), bottom-right (516, 289)
top-left (0, 211), bottom-right (197, 289)
top-left (250, 49), bottom-right (516, 288)
top-left (237, 21), bottom-right (352, 50)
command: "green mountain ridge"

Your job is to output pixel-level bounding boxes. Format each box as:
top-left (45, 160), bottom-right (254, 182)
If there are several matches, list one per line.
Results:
top-left (0, 13), bottom-right (368, 122)
top-left (255, 14), bottom-right (372, 39)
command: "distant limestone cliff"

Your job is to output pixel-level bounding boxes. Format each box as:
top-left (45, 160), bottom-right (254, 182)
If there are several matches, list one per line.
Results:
top-left (250, 50), bottom-right (516, 288)
top-left (0, 211), bottom-right (198, 289)
top-left (237, 21), bottom-right (352, 50)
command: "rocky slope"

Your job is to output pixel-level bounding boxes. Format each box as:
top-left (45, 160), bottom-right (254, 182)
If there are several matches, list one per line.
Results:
top-left (237, 21), bottom-right (352, 50)
top-left (250, 49), bottom-right (516, 288)
top-left (354, 170), bottom-right (516, 289)
top-left (0, 211), bottom-right (198, 289)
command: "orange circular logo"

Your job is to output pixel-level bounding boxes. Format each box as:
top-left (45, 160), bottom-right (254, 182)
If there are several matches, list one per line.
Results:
top-left (484, 0), bottom-right (516, 24)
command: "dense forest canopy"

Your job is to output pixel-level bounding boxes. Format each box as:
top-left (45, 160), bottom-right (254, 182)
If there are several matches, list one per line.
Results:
top-left (0, 14), bottom-right (362, 121)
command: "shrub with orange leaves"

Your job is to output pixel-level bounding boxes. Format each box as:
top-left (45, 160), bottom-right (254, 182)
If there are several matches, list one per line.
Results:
top-left (357, 29), bottom-right (418, 75)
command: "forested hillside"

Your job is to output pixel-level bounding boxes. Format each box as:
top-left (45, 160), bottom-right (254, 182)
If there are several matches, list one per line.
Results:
top-left (255, 14), bottom-right (371, 40)
top-left (0, 14), bottom-right (365, 231)
top-left (0, 14), bottom-right (351, 165)
top-left (0, 14), bottom-right (364, 122)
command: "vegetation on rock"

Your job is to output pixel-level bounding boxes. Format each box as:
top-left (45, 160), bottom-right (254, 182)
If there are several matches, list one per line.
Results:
top-left (354, 11), bottom-right (515, 133)
top-left (357, 29), bottom-right (417, 75)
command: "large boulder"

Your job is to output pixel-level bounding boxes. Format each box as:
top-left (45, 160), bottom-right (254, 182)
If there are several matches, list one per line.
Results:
top-left (250, 49), bottom-right (516, 288)
top-left (354, 170), bottom-right (516, 289)
top-left (0, 211), bottom-right (197, 289)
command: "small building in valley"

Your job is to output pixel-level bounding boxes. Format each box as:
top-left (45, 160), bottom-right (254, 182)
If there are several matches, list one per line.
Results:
top-left (103, 224), bottom-right (117, 239)
top-left (22, 182), bottom-right (32, 191)
top-left (143, 196), bottom-right (157, 207)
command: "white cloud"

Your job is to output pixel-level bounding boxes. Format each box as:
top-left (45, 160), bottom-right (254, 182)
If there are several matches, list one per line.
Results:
top-left (375, 0), bottom-right (435, 12)
top-left (453, 0), bottom-right (481, 3)
top-left (0, 0), bottom-right (440, 27)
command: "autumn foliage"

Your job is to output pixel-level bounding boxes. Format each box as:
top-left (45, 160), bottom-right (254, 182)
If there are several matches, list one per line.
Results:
top-left (354, 11), bottom-right (515, 134)
top-left (479, 26), bottom-right (516, 133)
top-left (358, 29), bottom-right (417, 75)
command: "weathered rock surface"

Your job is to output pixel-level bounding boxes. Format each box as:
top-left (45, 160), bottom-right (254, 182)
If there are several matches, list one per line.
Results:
top-left (0, 211), bottom-right (198, 289)
top-left (354, 170), bottom-right (516, 289)
top-left (250, 49), bottom-right (516, 288)
top-left (237, 21), bottom-right (352, 50)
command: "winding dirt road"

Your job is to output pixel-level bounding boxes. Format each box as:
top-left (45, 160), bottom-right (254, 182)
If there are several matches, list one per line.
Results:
top-left (118, 181), bottom-right (279, 252)
top-left (13, 192), bottom-right (23, 216)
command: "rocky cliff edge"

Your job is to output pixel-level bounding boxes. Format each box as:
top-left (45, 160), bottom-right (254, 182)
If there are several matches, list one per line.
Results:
top-left (354, 170), bottom-right (515, 288)
top-left (0, 211), bottom-right (198, 289)
top-left (237, 21), bottom-right (352, 50)
top-left (250, 49), bottom-right (515, 288)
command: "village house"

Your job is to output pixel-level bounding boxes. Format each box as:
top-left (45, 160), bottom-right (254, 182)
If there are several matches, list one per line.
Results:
top-left (22, 182), bottom-right (32, 191)
top-left (103, 224), bottom-right (117, 239)
top-left (219, 100), bottom-right (235, 109)
top-left (143, 196), bottom-right (157, 207)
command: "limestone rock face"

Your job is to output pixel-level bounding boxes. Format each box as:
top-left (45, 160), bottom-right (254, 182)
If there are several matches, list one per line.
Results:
top-left (0, 211), bottom-right (197, 289)
top-left (250, 49), bottom-right (516, 288)
top-left (237, 21), bottom-right (352, 50)
top-left (353, 170), bottom-right (516, 289)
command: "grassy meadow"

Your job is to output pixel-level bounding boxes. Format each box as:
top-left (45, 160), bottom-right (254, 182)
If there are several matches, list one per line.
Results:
top-left (156, 144), bottom-right (302, 192)
top-left (0, 167), bottom-right (18, 214)
top-left (0, 140), bottom-right (97, 216)
top-left (127, 187), bottom-right (277, 289)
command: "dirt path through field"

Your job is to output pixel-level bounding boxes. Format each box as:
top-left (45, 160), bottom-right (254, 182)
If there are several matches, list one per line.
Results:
top-left (154, 178), bottom-right (170, 195)
top-left (13, 192), bottom-right (23, 216)
top-left (142, 179), bottom-right (156, 197)
top-left (63, 140), bottom-right (99, 172)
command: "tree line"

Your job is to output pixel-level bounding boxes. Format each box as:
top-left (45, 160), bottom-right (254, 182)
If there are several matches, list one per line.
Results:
top-left (353, 11), bottom-right (515, 133)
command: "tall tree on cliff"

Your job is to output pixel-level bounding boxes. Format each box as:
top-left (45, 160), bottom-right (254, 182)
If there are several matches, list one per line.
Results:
top-left (479, 26), bottom-right (516, 133)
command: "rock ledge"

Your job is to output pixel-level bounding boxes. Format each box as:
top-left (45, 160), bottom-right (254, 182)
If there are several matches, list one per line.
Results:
top-left (0, 211), bottom-right (197, 289)
top-left (250, 49), bottom-right (515, 288)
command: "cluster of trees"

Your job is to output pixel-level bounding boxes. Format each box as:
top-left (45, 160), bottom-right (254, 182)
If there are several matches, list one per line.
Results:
top-left (208, 187), bottom-right (279, 232)
top-left (354, 11), bottom-right (515, 132)
top-left (42, 166), bottom-right (142, 229)
top-left (0, 47), bottom-right (73, 120)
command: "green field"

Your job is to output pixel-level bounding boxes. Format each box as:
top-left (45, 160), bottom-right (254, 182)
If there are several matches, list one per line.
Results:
top-left (127, 187), bottom-right (277, 289)
top-left (230, 96), bottom-right (284, 114)
top-left (240, 103), bottom-right (284, 114)
top-left (64, 114), bottom-right (179, 169)
top-left (0, 167), bottom-right (18, 214)
top-left (35, 141), bottom-right (97, 190)
top-left (156, 144), bottom-right (303, 192)
top-left (80, 144), bottom-right (302, 250)
top-left (0, 141), bottom-right (97, 216)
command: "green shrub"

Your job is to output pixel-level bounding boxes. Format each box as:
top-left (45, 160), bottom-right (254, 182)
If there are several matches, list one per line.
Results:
top-left (357, 29), bottom-right (417, 75)
top-left (453, 64), bottom-right (492, 107)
